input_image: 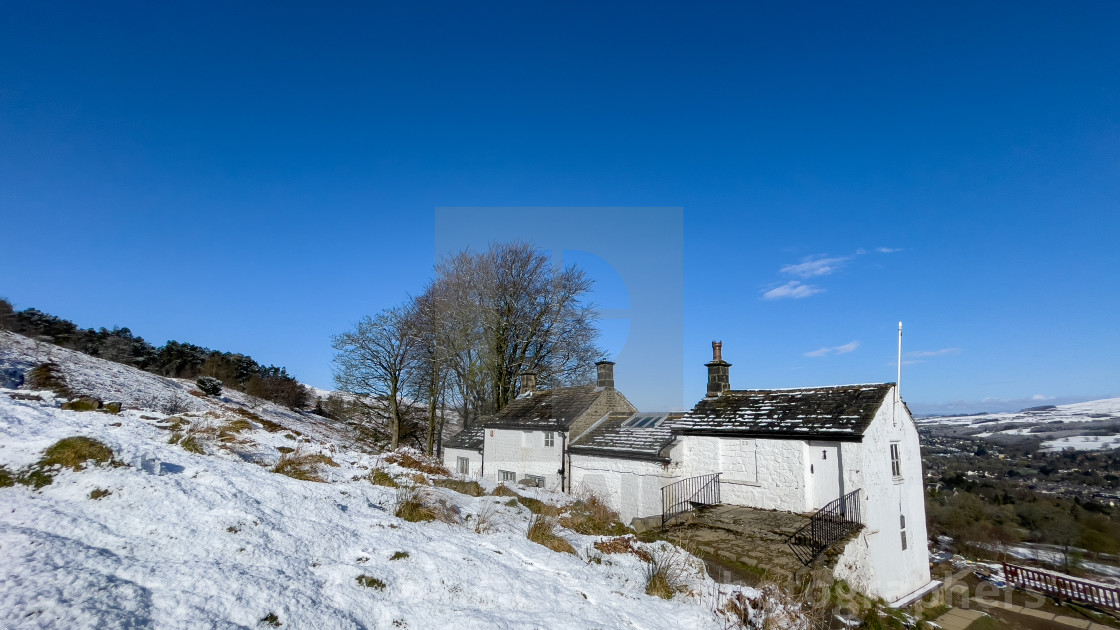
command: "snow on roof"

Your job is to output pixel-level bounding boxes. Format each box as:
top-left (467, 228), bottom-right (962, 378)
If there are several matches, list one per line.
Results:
top-left (482, 385), bottom-right (604, 431)
top-left (569, 411), bottom-right (682, 461)
top-left (673, 383), bottom-right (894, 439)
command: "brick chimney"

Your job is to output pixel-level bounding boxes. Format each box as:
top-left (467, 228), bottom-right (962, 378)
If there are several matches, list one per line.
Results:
top-left (519, 372), bottom-right (537, 396)
top-left (595, 360), bottom-right (615, 389)
top-left (705, 341), bottom-right (731, 397)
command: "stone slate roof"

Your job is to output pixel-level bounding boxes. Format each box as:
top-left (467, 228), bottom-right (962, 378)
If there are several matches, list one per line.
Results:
top-left (482, 385), bottom-right (604, 431)
top-left (672, 383), bottom-right (894, 440)
top-left (568, 412), bottom-right (682, 461)
top-left (443, 425), bottom-right (484, 452)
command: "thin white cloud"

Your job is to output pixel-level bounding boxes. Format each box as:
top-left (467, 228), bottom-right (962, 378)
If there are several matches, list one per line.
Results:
top-left (907, 348), bottom-right (961, 358)
top-left (805, 340), bottom-right (860, 357)
top-left (1031, 394), bottom-right (1054, 401)
top-left (855, 248), bottom-right (868, 255)
top-left (875, 247), bottom-right (902, 253)
top-left (779, 255), bottom-right (852, 278)
top-left (762, 281), bottom-right (823, 300)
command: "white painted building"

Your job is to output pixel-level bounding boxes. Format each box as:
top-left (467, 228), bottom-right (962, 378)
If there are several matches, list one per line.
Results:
top-left (441, 343), bottom-right (935, 603)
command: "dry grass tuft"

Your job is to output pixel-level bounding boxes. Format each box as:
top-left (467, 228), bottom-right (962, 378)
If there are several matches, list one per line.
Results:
top-left (370, 469), bottom-right (399, 488)
top-left (432, 478), bottom-right (483, 496)
top-left (40, 437), bottom-right (113, 471)
top-left (489, 484), bottom-right (519, 497)
top-left (179, 432), bottom-right (205, 454)
top-left (355, 574), bottom-right (386, 590)
top-left (472, 498), bottom-right (501, 534)
top-left (384, 451), bottom-right (449, 476)
top-left (232, 406), bottom-right (286, 432)
top-left (89, 488), bottom-right (112, 500)
top-left (593, 536), bottom-right (652, 562)
top-left (394, 485), bottom-right (460, 524)
top-left (526, 513), bottom-right (576, 555)
top-left (0, 465), bottom-right (14, 488)
top-left (644, 546), bottom-right (685, 600)
top-left (272, 451), bottom-right (339, 482)
top-left (561, 493), bottom-right (629, 535)
top-left (26, 362), bottom-right (71, 397)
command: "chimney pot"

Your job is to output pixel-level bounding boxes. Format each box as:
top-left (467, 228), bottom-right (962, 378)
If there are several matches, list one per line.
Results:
top-left (519, 372), bottom-right (537, 396)
top-left (713, 341), bottom-right (723, 362)
top-left (595, 360), bottom-right (615, 389)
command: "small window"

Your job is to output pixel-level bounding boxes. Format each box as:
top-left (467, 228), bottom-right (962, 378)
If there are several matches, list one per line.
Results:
top-left (457, 457), bottom-right (469, 475)
top-left (901, 530), bottom-right (908, 550)
top-left (890, 443), bottom-right (902, 478)
top-left (544, 431), bottom-right (555, 448)
top-left (500, 470), bottom-right (516, 482)
top-left (900, 512), bottom-right (908, 550)
top-left (525, 474), bottom-right (545, 488)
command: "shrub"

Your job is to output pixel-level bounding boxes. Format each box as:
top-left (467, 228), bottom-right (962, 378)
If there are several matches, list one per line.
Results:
top-left (196, 376), bottom-right (223, 396)
top-left (272, 452), bottom-right (339, 482)
top-left (90, 488), bottom-right (112, 500)
top-left (0, 465), bottom-right (13, 488)
top-left (490, 484), bottom-right (519, 497)
top-left (40, 437), bottom-right (113, 471)
top-left (526, 513), bottom-right (575, 555)
top-left (259, 613), bottom-right (281, 627)
top-left (26, 362), bottom-right (71, 397)
top-left (355, 575), bottom-right (386, 590)
top-left (390, 551), bottom-right (409, 561)
top-left (433, 478), bottom-right (484, 497)
top-left (370, 469), bottom-right (399, 488)
top-left (161, 392), bottom-right (190, 414)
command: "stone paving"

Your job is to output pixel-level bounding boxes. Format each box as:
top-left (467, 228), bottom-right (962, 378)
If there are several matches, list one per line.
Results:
top-left (656, 504), bottom-right (840, 590)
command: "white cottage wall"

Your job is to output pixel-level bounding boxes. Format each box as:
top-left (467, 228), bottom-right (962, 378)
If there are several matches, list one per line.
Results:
top-left (569, 454), bottom-right (682, 523)
top-left (676, 436), bottom-right (811, 512)
top-left (441, 448), bottom-right (483, 477)
top-left (482, 428), bottom-right (565, 489)
top-left (852, 389), bottom-right (932, 601)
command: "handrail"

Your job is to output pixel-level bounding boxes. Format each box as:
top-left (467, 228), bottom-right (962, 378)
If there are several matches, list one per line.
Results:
top-left (1004, 562), bottom-right (1120, 610)
top-left (662, 473), bottom-right (721, 527)
top-left (787, 488), bottom-right (863, 566)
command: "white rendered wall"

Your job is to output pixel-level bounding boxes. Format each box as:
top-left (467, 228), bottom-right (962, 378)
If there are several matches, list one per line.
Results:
top-left (850, 389), bottom-right (933, 602)
top-left (442, 448), bottom-right (482, 477)
top-left (675, 436), bottom-right (812, 512)
top-left (569, 454), bottom-right (683, 523)
top-left (482, 428), bottom-right (565, 490)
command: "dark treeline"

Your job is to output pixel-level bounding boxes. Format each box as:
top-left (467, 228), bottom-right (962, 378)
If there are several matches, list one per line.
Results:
top-left (0, 298), bottom-right (308, 409)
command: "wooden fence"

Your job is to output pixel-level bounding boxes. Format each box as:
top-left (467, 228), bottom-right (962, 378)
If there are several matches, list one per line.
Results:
top-left (1003, 562), bottom-right (1120, 610)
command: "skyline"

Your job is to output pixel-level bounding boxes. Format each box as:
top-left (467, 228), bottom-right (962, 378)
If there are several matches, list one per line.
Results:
top-left (2, 2), bottom-right (1118, 414)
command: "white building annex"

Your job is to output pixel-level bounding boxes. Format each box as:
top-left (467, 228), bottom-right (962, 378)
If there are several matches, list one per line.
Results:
top-left (443, 342), bottom-right (936, 604)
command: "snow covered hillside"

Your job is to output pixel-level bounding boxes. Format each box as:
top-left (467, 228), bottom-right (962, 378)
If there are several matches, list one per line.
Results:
top-left (0, 332), bottom-right (792, 628)
top-left (919, 397), bottom-right (1120, 452)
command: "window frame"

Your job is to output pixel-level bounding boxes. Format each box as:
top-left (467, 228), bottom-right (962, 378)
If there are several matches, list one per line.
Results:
top-left (499, 470), bottom-right (516, 482)
top-left (890, 442), bottom-right (903, 479)
top-left (900, 513), bottom-right (908, 550)
top-left (456, 456), bottom-right (470, 475)
top-left (544, 431), bottom-right (555, 448)
top-left (525, 474), bottom-right (545, 488)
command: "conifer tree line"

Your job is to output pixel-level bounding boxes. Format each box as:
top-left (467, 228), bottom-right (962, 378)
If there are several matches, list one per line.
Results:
top-left (0, 298), bottom-right (308, 409)
top-left (331, 242), bottom-right (603, 454)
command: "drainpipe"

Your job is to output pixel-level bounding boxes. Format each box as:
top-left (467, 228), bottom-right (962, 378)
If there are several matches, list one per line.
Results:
top-left (560, 431), bottom-right (568, 493)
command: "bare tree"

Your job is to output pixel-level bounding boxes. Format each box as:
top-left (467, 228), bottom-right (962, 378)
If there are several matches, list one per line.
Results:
top-left (332, 305), bottom-right (418, 450)
top-left (417, 242), bottom-right (601, 425)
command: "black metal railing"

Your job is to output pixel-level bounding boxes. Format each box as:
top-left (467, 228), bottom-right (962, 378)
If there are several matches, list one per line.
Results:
top-left (662, 473), bottom-right (721, 527)
top-left (787, 489), bottom-right (863, 566)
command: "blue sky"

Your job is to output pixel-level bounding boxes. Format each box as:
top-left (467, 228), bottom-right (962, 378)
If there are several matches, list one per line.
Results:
top-left (2, 2), bottom-right (1118, 414)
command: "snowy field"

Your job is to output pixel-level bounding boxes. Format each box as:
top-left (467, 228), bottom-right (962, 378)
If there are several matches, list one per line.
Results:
top-left (0, 332), bottom-right (790, 629)
top-left (919, 397), bottom-right (1120, 429)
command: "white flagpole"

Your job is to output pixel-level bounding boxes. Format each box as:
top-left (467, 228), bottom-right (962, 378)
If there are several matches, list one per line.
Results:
top-left (895, 321), bottom-right (903, 426)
